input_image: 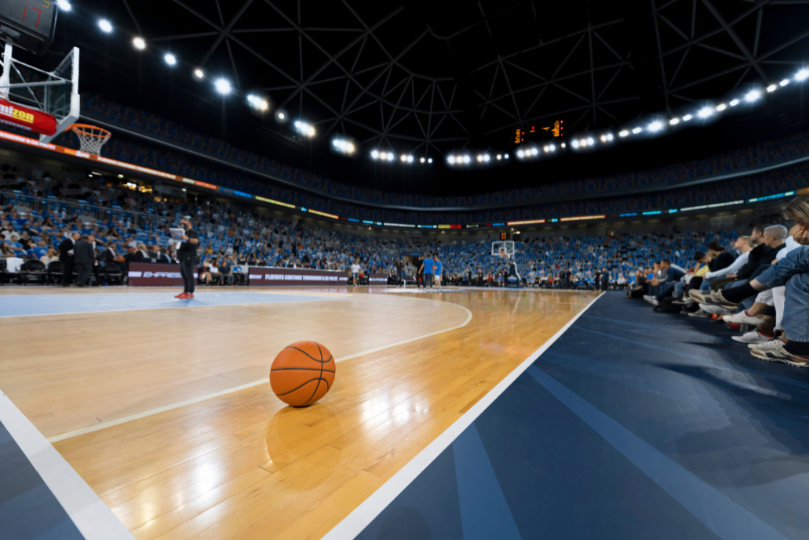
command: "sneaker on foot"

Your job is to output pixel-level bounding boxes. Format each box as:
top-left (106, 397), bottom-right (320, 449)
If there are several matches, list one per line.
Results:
top-left (187, 294), bottom-right (194, 299)
top-left (671, 298), bottom-right (690, 305)
top-left (177, 293), bottom-right (190, 299)
top-left (733, 330), bottom-right (773, 344)
top-left (722, 311), bottom-right (765, 325)
top-left (174, 292), bottom-right (186, 298)
top-left (700, 303), bottom-right (735, 315)
top-left (751, 344), bottom-right (809, 367)
top-left (688, 309), bottom-right (710, 318)
top-left (713, 289), bottom-right (739, 307)
top-left (643, 295), bottom-right (659, 306)
top-left (689, 290), bottom-right (708, 303)
top-left (749, 339), bottom-right (784, 352)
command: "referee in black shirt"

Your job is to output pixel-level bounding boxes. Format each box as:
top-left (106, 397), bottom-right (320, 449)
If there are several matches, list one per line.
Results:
top-left (175, 215), bottom-right (200, 299)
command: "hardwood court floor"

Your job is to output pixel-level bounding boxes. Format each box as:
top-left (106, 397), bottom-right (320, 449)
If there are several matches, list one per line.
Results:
top-left (2, 287), bottom-right (598, 539)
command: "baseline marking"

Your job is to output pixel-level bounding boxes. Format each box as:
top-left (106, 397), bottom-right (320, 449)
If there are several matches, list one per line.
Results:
top-left (46, 303), bottom-right (473, 443)
top-left (0, 389), bottom-right (135, 539)
top-left (320, 293), bottom-right (602, 540)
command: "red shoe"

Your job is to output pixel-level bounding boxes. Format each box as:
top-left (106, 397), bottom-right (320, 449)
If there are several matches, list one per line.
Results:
top-left (187, 294), bottom-right (194, 299)
top-left (175, 292), bottom-right (186, 298)
top-left (177, 293), bottom-right (190, 299)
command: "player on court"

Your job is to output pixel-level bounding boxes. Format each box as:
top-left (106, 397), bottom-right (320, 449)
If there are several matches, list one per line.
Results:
top-left (433, 254), bottom-right (443, 290)
top-left (420, 254), bottom-right (434, 289)
top-left (351, 259), bottom-right (361, 287)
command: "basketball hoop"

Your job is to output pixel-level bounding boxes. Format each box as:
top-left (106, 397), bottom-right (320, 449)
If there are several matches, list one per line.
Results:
top-left (69, 124), bottom-right (111, 156)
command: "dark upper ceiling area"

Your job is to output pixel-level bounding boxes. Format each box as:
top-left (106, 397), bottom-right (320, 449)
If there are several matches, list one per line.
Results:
top-left (16, 0), bottom-right (809, 196)
top-left (54, 0), bottom-right (809, 151)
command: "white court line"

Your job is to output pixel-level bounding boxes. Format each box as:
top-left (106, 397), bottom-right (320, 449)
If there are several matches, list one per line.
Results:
top-left (46, 302), bottom-right (473, 443)
top-left (320, 292), bottom-right (603, 540)
top-left (0, 293), bottom-right (350, 319)
top-left (0, 389), bottom-right (135, 539)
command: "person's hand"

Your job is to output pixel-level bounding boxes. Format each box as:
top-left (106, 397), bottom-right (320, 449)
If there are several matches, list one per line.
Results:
top-left (727, 274), bottom-right (736, 278)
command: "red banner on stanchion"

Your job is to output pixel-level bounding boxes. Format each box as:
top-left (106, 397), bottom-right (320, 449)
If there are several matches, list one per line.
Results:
top-left (0, 99), bottom-right (58, 136)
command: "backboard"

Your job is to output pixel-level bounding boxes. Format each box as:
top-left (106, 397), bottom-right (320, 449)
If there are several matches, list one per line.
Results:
top-left (0, 42), bottom-right (79, 142)
top-left (491, 241), bottom-right (516, 258)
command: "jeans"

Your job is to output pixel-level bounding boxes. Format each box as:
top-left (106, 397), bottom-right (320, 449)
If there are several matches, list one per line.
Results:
top-left (699, 278), bottom-right (712, 291)
top-left (424, 273), bottom-right (433, 288)
top-left (179, 255), bottom-right (196, 293)
top-left (755, 247), bottom-right (809, 342)
top-left (674, 281), bottom-right (685, 299)
top-left (655, 281), bottom-right (676, 300)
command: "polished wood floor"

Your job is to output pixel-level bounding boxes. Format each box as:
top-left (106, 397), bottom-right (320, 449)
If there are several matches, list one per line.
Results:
top-left (0, 287), bottom-right (598, 539)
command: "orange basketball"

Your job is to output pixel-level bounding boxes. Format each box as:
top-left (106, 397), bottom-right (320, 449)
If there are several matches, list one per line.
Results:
top-left (270, 341), bottom-right (336, 407)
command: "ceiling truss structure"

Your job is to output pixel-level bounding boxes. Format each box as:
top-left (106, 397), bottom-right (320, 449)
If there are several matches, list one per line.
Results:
top-left (113, 0), bottom-right (809, 155)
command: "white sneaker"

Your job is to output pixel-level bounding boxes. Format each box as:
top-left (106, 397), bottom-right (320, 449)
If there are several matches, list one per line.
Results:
top-left (700, 303), bottom-right (735, 315)
top-left (643, 295), bottom-right (659, 306)
top-left (732, 330), bottom-right (773, 344)
top-left (722, 311), bottom-right (765, 325)
top-left (688, 309), bottom-right (710, 318)
top-left (749, 339), bottom-right (784, 351)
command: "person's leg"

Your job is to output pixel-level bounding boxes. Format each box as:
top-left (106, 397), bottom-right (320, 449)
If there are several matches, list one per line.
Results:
top-left (654, 281), bottom-right (675, 300)
top-left (699, 278), bottom-right (712, 291)
top-left (187, 258), bottom-right (196, 294)
top-left (774, 285), bottom-right (786, 331)
top-left (673, 281), bottom-right (685, 299)
top-left (62, 259), bottom-right (73, 286)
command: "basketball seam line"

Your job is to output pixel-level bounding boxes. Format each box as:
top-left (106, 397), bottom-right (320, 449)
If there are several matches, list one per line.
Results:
top-left (306, 343), bottom-right (325, 406)
top-left (286, 346), bottom-right (331, 364)
top-left (275, 378), bottom-right (331, 397)
top-left (271, 368), bottom-right (336, 373)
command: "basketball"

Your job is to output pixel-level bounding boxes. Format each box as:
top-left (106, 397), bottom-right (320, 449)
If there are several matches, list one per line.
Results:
top-left (270, 341), bottom-right (336, 407)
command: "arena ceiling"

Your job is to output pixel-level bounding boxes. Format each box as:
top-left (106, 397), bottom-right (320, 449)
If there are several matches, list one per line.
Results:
top-left (71, 0), bottom-right (809, 157)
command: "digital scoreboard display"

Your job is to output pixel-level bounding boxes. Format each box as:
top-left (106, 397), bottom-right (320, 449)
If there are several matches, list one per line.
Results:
top-left (0, 0), bottom-right (59, 54)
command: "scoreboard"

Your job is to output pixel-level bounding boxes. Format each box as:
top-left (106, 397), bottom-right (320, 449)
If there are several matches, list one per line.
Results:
top-left (514, 120), bottom-right (562, 144)
top-left (0, 0), bottom-right (60, 54)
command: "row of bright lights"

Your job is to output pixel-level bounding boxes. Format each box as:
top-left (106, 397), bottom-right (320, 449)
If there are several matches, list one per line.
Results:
top-left (370, 150), bottom-right (433, 164)
top-left (448, 153), bottom-right (509, 164)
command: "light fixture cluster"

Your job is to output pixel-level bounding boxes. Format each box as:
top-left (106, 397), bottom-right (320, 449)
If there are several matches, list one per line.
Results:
top-left (447, 152), bottom-right (508, 165)
top-left (369, 150), bottom-right (431, 164)
top-left (247, 94), bottom-right (269, 111)
top-left (332, 139), bottom-right (355, 154)
top-left (294, 121), bottom-right (315, 137)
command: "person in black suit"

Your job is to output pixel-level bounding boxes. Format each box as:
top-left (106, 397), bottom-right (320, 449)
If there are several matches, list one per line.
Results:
top-left (600, 268), bottom-right (610, 291)
top-left (133, 244), bottom-right (151, 262)
top-left (58, 232), bottom-right (79, 287)
top-left (74, 235), bottom-right (95, 287)
top-left (154, 245), bottom-right (171, 264)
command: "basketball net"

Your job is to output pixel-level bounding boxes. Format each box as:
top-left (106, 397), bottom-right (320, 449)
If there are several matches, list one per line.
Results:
top-left (69, 124), bottom-right (112, 156)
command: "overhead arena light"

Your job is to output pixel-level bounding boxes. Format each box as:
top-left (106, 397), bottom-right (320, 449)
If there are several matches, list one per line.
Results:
top-left (133, 37), bottom-right (146, 50)
top-left (371, 150), bottom-right (379, 159)
top-left (767, 84), bottom-right (777, 93)
top-left (277, 112), bottom-right (285, 120)
top-left (164, 53), bottom-right (177, 66)
top-left (428, 158), bottom-right (433, 163)
top-left (448, 155), bottom-right (456, 164)
top-left (504, 153), bottom-right (509, 159)
top-left (697, 107), bottom-right (713, 118)
top-left (194, 68), bottom-right (204, 79)
top-left (795, 68), bottom-right (809, 81)
top-left (780, 79), bottom-right (790, 87)
top-left (294, 121), bottom-right (315, 137)
top-left (716, 103), bottom-right (727, 111)
top-left (571, 140), bottom-right (580, 149)
top-left (619, 130), bottom-right (629, 137)
top-left (729, 99), bottom-right (739, 107)
top-left (745, 90), bottom-right (761, 102)
top-left (56, 0), bottom-right (72, 11)
top-left (632, 127), bottom-right (642, 134)
top-left (332, 139), bottom-right (355, 155)
top-left (517, 149), bottom-right (525, 158)
top-left (496, 154), bottom-right (502, 160)
top-left (669, 118), bottom-right (680, 126)
top-left (214, 78), bottom-right (231, 95)
top-left (420, 157), bottom-right (426, 163)
top-left (682, 114), bottom-right (693, 121)
top-left (98, 19), bottom-right (113, 33)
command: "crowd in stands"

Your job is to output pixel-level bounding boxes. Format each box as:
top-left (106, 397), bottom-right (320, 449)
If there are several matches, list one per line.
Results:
top-left (79, 94), bottom-right (809, 209)
top-left (52, 129), bottom-right (809, 226)
top-left (624, 195), bottom-right (809, 368)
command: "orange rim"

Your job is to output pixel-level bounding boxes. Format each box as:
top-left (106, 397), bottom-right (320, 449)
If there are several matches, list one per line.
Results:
top-left (69, 123), bottom-right (111, 138)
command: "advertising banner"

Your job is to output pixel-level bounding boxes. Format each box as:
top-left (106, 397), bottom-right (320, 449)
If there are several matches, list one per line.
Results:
top-left (128, 262), bottom-right (196, 287)
top-left (0, 99), bottom-right (58, 136)
top-left (248, 267), bottom-right (389, 286)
